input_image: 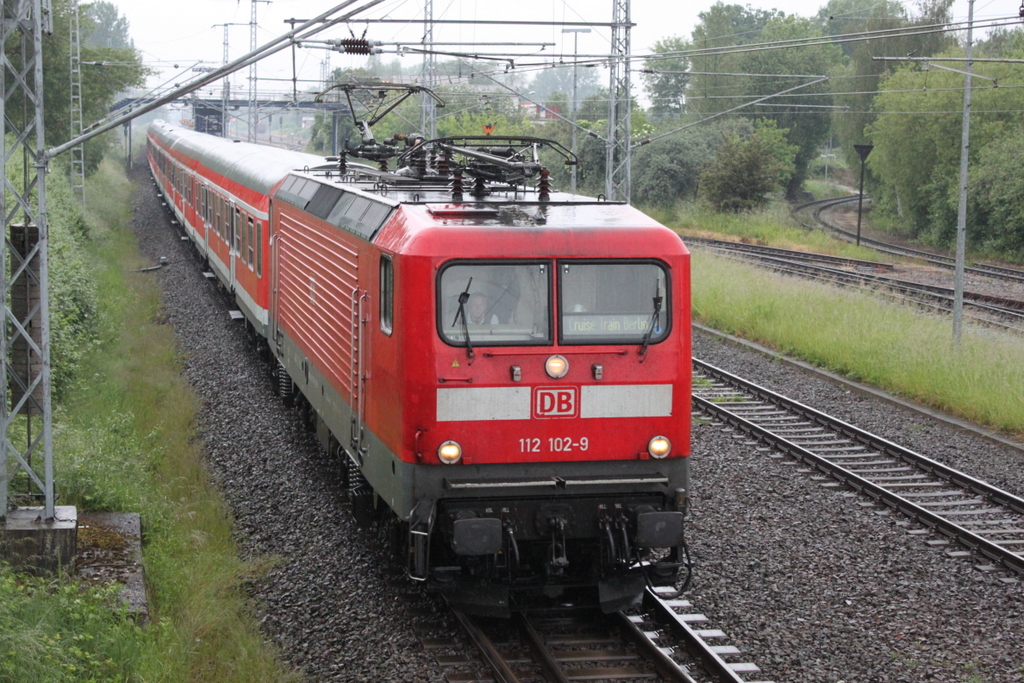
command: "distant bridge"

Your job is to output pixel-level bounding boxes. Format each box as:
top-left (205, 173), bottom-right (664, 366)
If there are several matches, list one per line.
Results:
top-left (111, 96), bottom-right (351, 142)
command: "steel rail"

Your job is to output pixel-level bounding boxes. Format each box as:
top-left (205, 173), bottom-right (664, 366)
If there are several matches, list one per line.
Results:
top-left (639, 589), bottom-right (754, 683)
top-left (692, 358), bottom-right (1024, 575)
top-left (452, 609), bottom-right (521, 683)
top-left (703, 248), bottom-right (1024, 331)
top-left (802, 197), bottom-right (1024, 284)
top-left (616, 609), bottom-right (699, 683)
top-left (729, 250), bottom-right (1024, 316)
top-left (683, 234), bottom-right (894, 271)
top-left (515, 613), bottom-right (570, 683)
top-left (456, 597), bottom-right (769, 682)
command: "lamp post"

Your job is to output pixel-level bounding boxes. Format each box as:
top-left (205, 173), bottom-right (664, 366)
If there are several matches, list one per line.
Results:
top-left (853, 144), bottom-right (873, 247)
top-left (562, 27), bottom-right (590, 195)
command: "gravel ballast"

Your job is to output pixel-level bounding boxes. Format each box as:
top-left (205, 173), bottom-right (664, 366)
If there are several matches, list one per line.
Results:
top-left (690, 331), bottom-right (1024, 683)
top-left (129, 165), bottom-right (1024, 682)
top-left (131, 167), bottom-right (446, 682)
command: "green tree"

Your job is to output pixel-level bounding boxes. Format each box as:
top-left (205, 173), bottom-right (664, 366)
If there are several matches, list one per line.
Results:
top-left (14, 0), bottom-right (149, 172)
top-left (976, 26), bottom-right (1024, 56)
top-left (540, 91), bottom-right (654, 197)
top-left (744, 15), bottom-right (840, 198)
top-left (868, 40), bottom-right (1024, 247)
top-left (640, 36), bottom-right (690, 119)
top-left (687, 3), bottom-right (781, 117)
top-left (529, 65), bottom-right (599, 110)
top-left (84, 0), bottom-right (132, 48)
top-left (700, 119), bottom-right (797, 212)
top-left (970, 131), bottom-right (1024, 259)
top-left (681, 4), bottom-right (842, 198)
top-left (436, 111), bottom-right (534, 138)
top-left (576, 90), bottom-right (609, 123)
top-left (826, 0), bottom-right (953, 170)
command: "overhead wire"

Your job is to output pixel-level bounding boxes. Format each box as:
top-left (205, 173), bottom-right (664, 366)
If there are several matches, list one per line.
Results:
top-left (126, 2), bottom-right (1024, 153)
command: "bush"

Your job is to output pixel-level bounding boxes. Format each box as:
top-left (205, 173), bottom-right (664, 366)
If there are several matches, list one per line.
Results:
top-left (631, 130), bottom-right (717, 208)
top-left (47, 164), bottom-right (99, 395)
top-left (700, 120), bottom-right (797, 212)
top-left (3, 147), bottom-right (98, 397)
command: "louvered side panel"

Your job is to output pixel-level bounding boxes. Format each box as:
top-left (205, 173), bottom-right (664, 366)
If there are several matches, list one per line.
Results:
top-left (277, 210), bottom-right (360, 404)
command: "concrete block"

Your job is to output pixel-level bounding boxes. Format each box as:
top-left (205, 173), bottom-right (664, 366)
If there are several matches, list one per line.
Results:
top-left (77, 512), bottom-right (148, 624)
top-left (1, 506), bottom-right (78, 574)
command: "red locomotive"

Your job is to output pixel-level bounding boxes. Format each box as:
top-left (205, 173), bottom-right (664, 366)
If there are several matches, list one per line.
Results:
top-left (147, 93), bottom-right (691, 614)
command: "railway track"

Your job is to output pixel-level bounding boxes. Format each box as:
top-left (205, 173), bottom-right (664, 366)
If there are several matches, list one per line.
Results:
top-left (682, 234), bottom-right (894, 272)
top-left (436, 588), bottom-right (772, 683)
top-left (692, 357), bottom-right (1024, 577)
top-left (796, 196), bottom-right (1024, 284)
top-left (690, 239), bottom-right (1024, 331)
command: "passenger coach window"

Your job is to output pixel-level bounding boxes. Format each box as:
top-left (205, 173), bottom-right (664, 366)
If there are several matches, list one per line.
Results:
top-left (256, 222), bottom-right (263, 277)
top-left (247, 217), bottom-right (254, 267)
top-left (380, 256), bottom-right (393, 336)
top-left (438, 262), bottom-right (551, 346)
top-left (559, 261), bottom-right (670, 344)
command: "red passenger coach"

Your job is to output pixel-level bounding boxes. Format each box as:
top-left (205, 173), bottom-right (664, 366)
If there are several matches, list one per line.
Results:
top-left (148, 113), bottom-right (692, 615)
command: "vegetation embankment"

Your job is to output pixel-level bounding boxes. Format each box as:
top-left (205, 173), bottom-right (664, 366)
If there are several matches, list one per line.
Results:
top-left (665, 203), bottom-right (1024, 439)
top-left (663, 202), bottom-right (888, 263)
top-left (1, 157), bottom-right (296, 682)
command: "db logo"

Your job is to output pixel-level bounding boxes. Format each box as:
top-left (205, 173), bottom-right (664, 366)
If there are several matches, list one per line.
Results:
top-left (533, 386), bottom-right (579, 418)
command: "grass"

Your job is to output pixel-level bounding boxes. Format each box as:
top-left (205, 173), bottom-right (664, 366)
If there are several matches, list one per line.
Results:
top-left (692, 251), bottom-right (1024, 437)
top-left (664, 200), bottom-right (890, 263)
top-left (659, 199), bottom-right (1024, 436)
top-left (803, 179), bottom-right (852, 201)
top-left (0, 571), bottom-right (142, 683)
top-left (29, 156), bottom-right (298, 682)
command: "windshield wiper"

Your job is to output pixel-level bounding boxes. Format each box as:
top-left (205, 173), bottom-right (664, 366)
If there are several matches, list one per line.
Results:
top-left (451, 277), bottom-right (475, 363)
top-left (638, 281), bottom-right (663, 362)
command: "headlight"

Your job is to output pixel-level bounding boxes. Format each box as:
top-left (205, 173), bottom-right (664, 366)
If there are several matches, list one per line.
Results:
top-left (648, 436), bottom-right (671, 459)
top-left (438, 440), bottom-right (462, 464)
top-left (545, 354), bottom-right (569, 379)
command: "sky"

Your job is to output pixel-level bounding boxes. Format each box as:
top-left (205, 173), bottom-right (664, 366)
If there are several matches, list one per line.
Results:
top-left (104, 0), bottom-right (1012, 110)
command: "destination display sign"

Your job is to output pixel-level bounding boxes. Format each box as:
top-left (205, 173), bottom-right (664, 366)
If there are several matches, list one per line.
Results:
top-left (561, 314), bottom-right (657, 339)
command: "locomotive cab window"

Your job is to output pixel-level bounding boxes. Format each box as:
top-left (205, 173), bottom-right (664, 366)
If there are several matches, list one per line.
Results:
top-left (559, 260), bottom-right (670, 345)
top-left (438, 262), bottom-right (551, 346)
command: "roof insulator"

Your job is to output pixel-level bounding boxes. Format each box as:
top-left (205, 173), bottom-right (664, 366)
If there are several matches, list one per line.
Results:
top-left (338, 38), bottom-right (382, 55)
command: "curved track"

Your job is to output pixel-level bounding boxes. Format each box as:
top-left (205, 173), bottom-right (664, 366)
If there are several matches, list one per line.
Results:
top-left (795, 196), bottom-right (1024, 284)
top-left (692, 358), bottom-right (1024, 576)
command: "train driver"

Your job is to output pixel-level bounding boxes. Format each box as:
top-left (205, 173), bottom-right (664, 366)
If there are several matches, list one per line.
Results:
top-left (467, 293), bottom-right (499, 325)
